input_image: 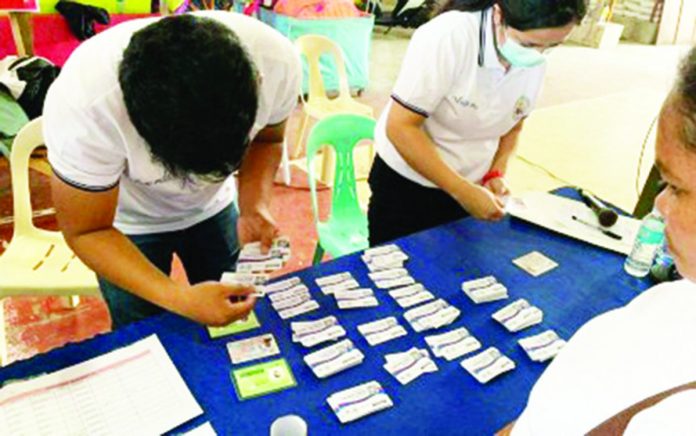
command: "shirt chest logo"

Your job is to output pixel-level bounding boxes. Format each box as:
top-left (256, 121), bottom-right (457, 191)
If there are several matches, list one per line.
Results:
top-left (453, 96), bottom-right (479, 110)
top-left (513, 96), bottom-right (531, 121)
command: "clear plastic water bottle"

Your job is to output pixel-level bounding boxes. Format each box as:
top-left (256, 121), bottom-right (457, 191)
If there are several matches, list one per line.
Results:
top-left (624, 210), bottom-right (665, 277)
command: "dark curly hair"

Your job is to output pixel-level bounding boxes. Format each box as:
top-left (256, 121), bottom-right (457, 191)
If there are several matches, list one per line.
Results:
top-left (119, 14), bottom-right (258, 182)
top-left (439, 0), bottom-right (587, 31)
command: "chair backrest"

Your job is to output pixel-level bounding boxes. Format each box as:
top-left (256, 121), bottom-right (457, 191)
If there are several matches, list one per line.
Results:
top-left (294, 34), bottom-right (352, 104)
top-left (10, 117), bottom-right (44, 237)
top-left (305, 114), bottom-right (375, 224)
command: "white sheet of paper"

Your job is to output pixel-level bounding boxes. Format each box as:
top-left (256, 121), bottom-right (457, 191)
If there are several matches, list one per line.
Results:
top-left (0, 335), bottom-right (202, 436)
top-left (506, 191), bottom-right (640, 255)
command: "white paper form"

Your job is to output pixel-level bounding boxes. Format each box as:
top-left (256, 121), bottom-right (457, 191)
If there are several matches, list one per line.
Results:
top-left (506, 191), bottom-right (641, 255)
top-left (0, 335), bottom-right (203, 436)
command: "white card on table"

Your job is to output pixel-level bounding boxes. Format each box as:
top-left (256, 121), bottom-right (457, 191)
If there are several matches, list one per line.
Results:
top-left (425, 328), bottom-right (481, 361)
top-left (513, 251), bottom-right (559, 277)
top-left (368, 268), bottom-right (409, 282)
top-left (357, 317), bottom-right (408, 346)
top-left (315, 272), bottom-right (353, 287)
top-left (383, 348), bottom-right (438, 385)
top-left (303, 339), bottom-right (364, 379)
top-left (327, 381), bottom-right (393, 424)
top-left (460, 347), bottom-right (515, 384)
top-left (518, 330), bottom-right (566, 362)
top-left (278, 300), bottom-right (320, 320)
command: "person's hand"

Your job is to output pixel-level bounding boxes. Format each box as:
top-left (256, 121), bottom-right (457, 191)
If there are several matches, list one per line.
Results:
top-left (454, 183), bottom-right (505, 221)
top-left (485, 177), bottom-right (510, 199)
top-left (174, 281), bottom-right (257, 327)
top-left (237, 206), bottom-right (279, 253)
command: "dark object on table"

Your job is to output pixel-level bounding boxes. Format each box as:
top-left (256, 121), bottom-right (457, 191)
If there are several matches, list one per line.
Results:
top-left (577, 188), bottom-right (619, 228)
top-left (55, 0), bottom-right (110, 41)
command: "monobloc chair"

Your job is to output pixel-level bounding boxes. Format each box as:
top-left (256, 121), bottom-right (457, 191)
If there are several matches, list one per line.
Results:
top-left (292, 34), bottom-right (374, 167)
top-left (0, 117), bottom-right (100, 366)
top-left (306, 114), bottom-right (376, 264)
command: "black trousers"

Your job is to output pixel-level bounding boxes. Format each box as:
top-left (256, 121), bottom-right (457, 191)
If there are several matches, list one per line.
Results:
top-left (367, 155), bottom-right (469, 246)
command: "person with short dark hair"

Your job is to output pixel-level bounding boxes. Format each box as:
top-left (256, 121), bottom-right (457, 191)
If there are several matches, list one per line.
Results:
top-left (43, 12), bottom-right (302, 329)
top-left (368, 0), bottom-right (587, 245)
top-left (502, 47), bottom-right (696, 436)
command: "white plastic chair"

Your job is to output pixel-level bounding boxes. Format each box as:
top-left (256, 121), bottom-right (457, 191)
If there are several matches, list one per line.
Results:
top-left (0, 117), bottom-right (100, 366)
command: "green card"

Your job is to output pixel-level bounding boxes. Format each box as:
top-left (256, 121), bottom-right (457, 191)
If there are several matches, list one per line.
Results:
top-left (207, 311), bottom-right (260, 339)
top-left (231, 358), bottom-right (297, 400)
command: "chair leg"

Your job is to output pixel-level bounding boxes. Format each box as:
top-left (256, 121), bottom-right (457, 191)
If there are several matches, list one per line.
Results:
top-left (70, 295), bottom-right (81, 308)
top-left (281, 138), bottom-right (292, 186)
top-left (320, 147), bottom-right (336, 186)
top-left (292, 113), bottom-right (310, 159)
top-left (0, 298), bottom-right (7, 367)
top-left (312, 243), bottom-right (325, 265)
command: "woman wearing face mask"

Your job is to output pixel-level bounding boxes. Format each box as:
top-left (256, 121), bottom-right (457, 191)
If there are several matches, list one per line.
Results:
top-left (368, 0), bottom-right (587, 246)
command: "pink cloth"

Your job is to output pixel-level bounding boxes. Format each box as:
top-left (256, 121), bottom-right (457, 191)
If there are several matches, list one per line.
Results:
top-left (273, 0), bottom-right (362, 19)
top-left (0, 14), bottom-right (153, 66)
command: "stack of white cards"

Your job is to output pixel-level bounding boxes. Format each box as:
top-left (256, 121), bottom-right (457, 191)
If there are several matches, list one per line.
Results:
top-left (316, 272), bottom-right (361, 295)
top-left (220, 272), bottom-right (269, 296)
top-left (362, 244), bottom-right (409, 272)
top-left (383, 347), bottom-right (438, 385)
top-left (518, 330), bottom-right (566, 362)
top-left (424, 327), bottom-right (482, 361)
top-left (460, 347), bottom-right (516, 384)
top-left (461, 276), bottom-right (509, 304)
top-left (492, 299), bottom-right (543, 332)
top-left (303, 339), bottom-right (365, 379)
top-left (263, 277), bottom-right (320, 320)
top-left (236, 236), bottom-right (291, 274)
top-left (333, 287), bottom-right (379, 309)
top-left (368, 267), bottom-right (416, 290)
top-left (327, 381), bottom-right (393, 424)
top-left (404, 299), bottom-right (460, 332)
top-left (291, 316), bottom-right (346, 348)
top-left (388, 283), bottom-right (435, 309)
top-left (357, 317), bottom-right (408, 346)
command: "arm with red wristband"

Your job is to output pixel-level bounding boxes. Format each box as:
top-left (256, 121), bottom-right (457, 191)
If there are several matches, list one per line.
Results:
top-left (483, 119), bottom-right (525, 197)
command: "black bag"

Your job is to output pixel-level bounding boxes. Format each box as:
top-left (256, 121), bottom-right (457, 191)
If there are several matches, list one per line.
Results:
top-left (0, 56), bottom-right (61, 120)
top-left (55, 0), bottom-right (110, 41)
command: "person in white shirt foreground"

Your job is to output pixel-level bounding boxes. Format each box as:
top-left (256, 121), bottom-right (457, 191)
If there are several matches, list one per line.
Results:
top-left (44, 12), bottom-right (301, 329)
top-left (501, 46), bottom-right (696, 436)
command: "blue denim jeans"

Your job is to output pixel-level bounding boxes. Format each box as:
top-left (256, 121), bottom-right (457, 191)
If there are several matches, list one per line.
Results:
top-left (99, 205), bottom-right (240, 329)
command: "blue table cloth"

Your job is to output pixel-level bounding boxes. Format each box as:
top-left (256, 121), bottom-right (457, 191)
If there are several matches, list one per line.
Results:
top-left (0, 191), bottom-right (652, 435)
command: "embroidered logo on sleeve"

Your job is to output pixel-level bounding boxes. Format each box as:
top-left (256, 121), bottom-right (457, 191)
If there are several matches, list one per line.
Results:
top-left (513, 96), bottom-right (531, 120)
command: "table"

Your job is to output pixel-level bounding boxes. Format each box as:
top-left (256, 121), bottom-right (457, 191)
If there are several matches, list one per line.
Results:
top-left (0, 190), bottom-right (652, 435)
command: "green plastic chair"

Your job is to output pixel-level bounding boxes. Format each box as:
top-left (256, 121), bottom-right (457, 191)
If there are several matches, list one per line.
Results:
top-left (306, 114), bottom-right (375, 264)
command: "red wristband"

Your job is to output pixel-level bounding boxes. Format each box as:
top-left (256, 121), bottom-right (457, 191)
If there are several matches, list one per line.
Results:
top-left (481, 170), bottom-right (504, 186)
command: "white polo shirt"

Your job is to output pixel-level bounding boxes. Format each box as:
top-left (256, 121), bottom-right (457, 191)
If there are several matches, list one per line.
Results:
top-left (511, 279), bottom-right (696, 436)
top-left (375, 9), bottom-right (546, 187)
top-left (43, 11), bottom-right (301, 235)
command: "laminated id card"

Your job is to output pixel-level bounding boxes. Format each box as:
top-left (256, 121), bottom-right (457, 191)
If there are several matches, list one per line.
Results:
top-left (327, 381), bottom-right (393, 424)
